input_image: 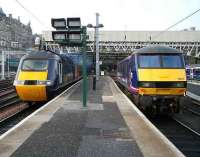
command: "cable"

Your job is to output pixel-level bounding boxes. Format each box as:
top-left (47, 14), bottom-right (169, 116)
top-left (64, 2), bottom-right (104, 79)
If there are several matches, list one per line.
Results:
top-left (14, 0), bottom-right (50, 30)
top-left (152, 8), bottom-right (200, 40)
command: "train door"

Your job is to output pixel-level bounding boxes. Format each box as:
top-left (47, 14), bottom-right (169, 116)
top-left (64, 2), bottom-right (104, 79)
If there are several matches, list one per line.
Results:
top-left (128, 60), bottom-right (132, 86)
top-left (131, 55), bottom-right (138, 88)
top-left (58, 62), bottom-right (63, 84)
top-left (186, 67), bottom-right (190, 80)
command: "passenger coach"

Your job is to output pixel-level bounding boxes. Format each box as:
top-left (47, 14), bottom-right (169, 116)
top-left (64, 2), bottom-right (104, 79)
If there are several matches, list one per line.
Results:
top-left (117, 46), bottom-right (187, 114)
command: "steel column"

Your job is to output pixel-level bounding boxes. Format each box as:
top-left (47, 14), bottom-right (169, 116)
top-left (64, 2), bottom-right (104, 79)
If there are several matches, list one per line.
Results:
top-left (95, 13), bottom-right (100, 81)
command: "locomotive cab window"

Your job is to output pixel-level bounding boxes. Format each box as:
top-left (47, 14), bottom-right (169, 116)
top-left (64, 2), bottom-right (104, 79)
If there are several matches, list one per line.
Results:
top-left (138, 53), bottom-right (184, 68)
top-left (22, 59), bottom-right (48, 71)
top-left (162, 54), bottom-right (183, 68)
top-left (138, 54), bottom-right (160, 68)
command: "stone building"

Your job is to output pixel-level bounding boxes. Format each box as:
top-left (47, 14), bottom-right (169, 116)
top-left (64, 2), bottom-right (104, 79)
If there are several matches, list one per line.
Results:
top-left (0, 7), bottom-right (33, 49)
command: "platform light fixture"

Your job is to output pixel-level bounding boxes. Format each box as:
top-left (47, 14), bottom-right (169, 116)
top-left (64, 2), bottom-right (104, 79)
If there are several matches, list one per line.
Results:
top-left (86, 13), bottom-right (104, 81)
top-left (51, 17), bottom-right (84, 46)
top-left (52, 31), bottom-right (67, 40)
top-left (87, 23), bottom-right (104, 28)
top-left (68, 33), bottom-right (81, 40)
top-left (67, 17), bottom-right (81, 28)
top-left (67, 17), bottom-right (82, 46)
top-left (51, 17), bottom-right (88, 107)
top-left (51, 18), bottom-right (66, 29)
top-left (68, 29), bottom-right (82, 46)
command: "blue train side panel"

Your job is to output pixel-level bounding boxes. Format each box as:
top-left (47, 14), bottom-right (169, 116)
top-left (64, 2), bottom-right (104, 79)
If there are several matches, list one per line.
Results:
top-left (117, 54), bottom-right (138, 94)
top-left (129, 54), bottom-right (139, 94)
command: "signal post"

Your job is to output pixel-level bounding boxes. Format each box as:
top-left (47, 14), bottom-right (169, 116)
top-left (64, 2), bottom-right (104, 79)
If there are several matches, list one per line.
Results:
top-left (51, 17), bottom-right (88, 107)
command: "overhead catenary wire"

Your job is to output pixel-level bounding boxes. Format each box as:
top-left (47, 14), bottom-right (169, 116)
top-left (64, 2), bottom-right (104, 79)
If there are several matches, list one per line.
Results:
top-left (14, 0), bottom-right (51, 30)
top-left (152, 8), bottom-right (200, 40)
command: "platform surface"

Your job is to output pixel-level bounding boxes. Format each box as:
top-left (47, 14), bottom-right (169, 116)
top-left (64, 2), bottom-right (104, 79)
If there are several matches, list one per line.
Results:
top-left (0, 77), bottom-right (184, 157)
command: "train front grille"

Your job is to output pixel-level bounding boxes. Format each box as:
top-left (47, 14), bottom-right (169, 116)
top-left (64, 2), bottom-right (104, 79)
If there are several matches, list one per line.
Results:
top-left (24, 80), bottom-right (38, 85)
top-left (139, 81), bottom-right (186, 88)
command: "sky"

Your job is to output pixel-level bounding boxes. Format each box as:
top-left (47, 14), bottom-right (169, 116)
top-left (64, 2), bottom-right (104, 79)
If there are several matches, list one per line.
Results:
top-left (0, 0), bottom-right (200, 34)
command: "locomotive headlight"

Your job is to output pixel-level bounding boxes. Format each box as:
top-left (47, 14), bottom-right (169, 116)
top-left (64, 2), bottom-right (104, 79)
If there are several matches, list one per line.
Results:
top-left (14, 80), bottom-right (25, 85)
top-left (46, 80), bottom-right (53, 86)
top-left (140, 82), bottom-right (152, 87)
top-left (142, 82), bottom-right (151, 87)
top-left (37, 80), bottom-right (53, 86)
top-left (174, 82), bottom-right (185, 88)
top-left (37, 81), bottom-right (46, 85)
top-left (139, 82), bottom-right (155, 88)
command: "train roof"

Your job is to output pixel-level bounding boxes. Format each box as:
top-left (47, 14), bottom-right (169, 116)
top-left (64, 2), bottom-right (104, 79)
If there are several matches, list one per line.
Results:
top-left (135, 46), bottom-right (182, 54)
top-left (22, 51), bottom-right (60, 60)
top-left (186, 64), bottom-right (200, 68)
top-left (118, 46), bottom-right (182, 65)
top-left (22, 51), bottom-right (77, 65)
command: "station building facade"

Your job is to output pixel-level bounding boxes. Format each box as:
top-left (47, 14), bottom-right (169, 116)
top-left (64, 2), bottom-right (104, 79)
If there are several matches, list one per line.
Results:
top-left (0, 7), bottom-right (33, 49)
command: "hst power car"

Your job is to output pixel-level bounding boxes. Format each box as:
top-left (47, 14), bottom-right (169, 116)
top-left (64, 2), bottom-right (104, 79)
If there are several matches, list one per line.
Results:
top-left (14, 51), bottom-right (82, 102)
top-left (117, 46), bottom-right (187, 114)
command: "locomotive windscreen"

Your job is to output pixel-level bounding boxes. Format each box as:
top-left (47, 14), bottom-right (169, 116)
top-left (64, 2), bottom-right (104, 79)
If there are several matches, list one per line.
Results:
top-left (22, 59), bottom-right (48, 71)
top-left (138, 53), bottom-right (184, 68)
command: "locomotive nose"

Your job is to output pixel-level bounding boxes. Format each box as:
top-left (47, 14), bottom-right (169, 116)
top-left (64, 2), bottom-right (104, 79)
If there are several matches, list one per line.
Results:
top-left (138, 69), bottom-right (186, 82)
top-left (14, 71), bottom-right (49, 101)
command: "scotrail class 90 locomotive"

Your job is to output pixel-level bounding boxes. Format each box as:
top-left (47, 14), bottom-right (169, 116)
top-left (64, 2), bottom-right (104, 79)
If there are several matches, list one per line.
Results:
top-left (14, 51), bottom-right (82, 102)
top-left (117, 46), bottom-right (187, 114)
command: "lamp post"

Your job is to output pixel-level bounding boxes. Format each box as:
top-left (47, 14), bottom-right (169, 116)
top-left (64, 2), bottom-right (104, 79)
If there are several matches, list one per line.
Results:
top-left (87, 13), bottom-right (103, 82)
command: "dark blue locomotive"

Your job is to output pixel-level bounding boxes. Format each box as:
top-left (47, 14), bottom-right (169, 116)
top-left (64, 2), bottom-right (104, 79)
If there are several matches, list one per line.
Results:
top-left (14, 51), bottom-right (83, 101)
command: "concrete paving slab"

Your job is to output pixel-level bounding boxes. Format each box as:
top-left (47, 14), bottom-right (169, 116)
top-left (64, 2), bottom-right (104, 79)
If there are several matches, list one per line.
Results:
top-left (77, 135), bottom-right (141, 157)
top-left (8, 77), bottom-right (143, 157)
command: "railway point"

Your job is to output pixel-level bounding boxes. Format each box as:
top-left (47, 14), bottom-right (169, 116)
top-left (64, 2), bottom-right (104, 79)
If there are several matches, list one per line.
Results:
top-left (0, 76), bottom-right (185, 157)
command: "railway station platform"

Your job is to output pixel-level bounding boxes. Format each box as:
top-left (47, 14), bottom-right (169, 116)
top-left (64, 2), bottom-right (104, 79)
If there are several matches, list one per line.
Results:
top-left (0, 76), bottom-right (184, 157)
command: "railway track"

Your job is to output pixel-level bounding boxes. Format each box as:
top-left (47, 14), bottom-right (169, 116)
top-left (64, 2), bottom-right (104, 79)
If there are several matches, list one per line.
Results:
top-left (0, 85), bottom-right (43, 135)
top-left (0, 102), bottom-right (29, 123)
top-left (0, 86), bottom-right (15, 95)
top-left (0, 87), bottom-right (20, 109)
top-left (173, 97), bottom-right (200, 138)
top-left (0, 103), bottom-right (43, 135)
top-left (185, 97), bottom-right (200, 116)
top-left (0, 79), bottom-right (13, 89)
top-left (150, 115), bottom-right (200, 157)
top-left (0, 85), bottom-right (28, 123)
top-left (0, 80), bottom-right (31, 130)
